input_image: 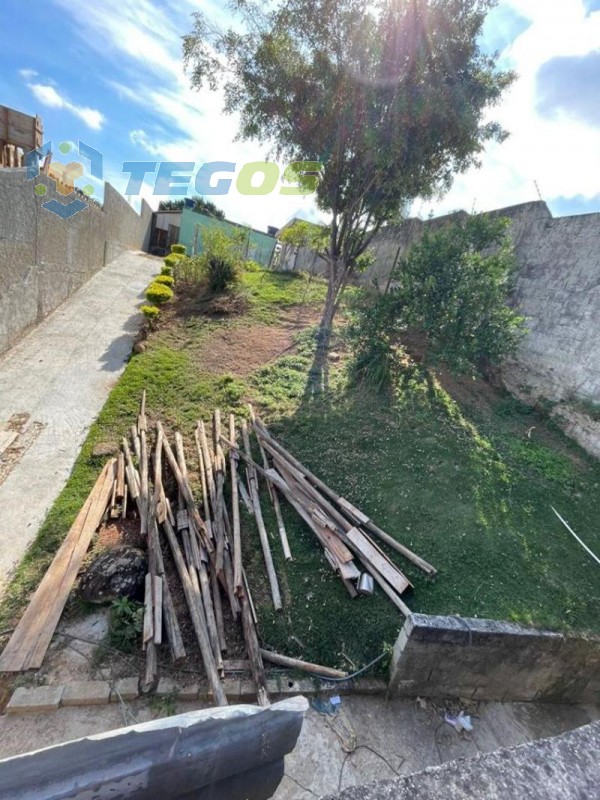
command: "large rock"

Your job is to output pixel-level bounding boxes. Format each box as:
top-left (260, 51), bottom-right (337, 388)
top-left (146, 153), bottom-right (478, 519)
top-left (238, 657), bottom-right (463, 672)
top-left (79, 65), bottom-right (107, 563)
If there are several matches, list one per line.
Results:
top-left (79, 547), bottom-right (147, 604)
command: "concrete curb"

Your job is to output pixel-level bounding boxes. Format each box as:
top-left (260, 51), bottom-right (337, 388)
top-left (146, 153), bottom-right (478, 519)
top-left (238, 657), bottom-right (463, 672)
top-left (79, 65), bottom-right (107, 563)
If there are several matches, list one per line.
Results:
top-left (4, 677), bottom-right (388, 715)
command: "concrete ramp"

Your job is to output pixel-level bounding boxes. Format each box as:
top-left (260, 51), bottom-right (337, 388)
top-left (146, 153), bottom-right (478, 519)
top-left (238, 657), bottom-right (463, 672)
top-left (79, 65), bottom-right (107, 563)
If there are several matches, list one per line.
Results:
top-left (0, 251), bottom-right (159, 593)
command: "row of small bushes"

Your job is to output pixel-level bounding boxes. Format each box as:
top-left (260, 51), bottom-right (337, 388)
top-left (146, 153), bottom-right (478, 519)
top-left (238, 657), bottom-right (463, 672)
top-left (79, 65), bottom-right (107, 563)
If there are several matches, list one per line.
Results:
top-left (141, 244), bottom-right (186, 324)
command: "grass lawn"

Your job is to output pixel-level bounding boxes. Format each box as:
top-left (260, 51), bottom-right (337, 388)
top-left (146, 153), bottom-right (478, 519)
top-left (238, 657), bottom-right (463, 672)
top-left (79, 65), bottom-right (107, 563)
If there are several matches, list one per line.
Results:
top-left (1, 267), bottom-right (599, 674)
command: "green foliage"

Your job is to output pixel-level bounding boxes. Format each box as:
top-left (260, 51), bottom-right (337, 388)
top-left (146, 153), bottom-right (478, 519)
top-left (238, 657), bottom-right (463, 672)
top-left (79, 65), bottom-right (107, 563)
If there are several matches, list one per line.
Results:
top-left (397, 214), bottom-right (524, 371)
top-left (141, 304), bottom-right (160, 321)
top-left (108, 597), bottom-right (143, 653)
top-left (146, 282), bottom-right (174, 305)
top-left (161, 265), bottom-right (174, 277)
top-left (244, 259), bottom-right (262, 272)
top-left (349, 215), bottom-right (525, 385)
top-left (154, 274), bottom-right (175, 287)
top-left (164, 253), bottom-right (182, 269)
top-left (279, 220), bottom-right (329, 255)
top-left (171, 243), bottom-right (187, 256)
top-left (508, 440), bottom-right (573, 482)
top-left (158, 197), bottom-right (225, 219)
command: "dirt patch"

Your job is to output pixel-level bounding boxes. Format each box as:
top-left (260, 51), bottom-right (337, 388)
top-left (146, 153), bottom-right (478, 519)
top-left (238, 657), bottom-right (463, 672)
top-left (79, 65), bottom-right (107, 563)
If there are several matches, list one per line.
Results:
top-left (197, 324), bottom-right (294, 376)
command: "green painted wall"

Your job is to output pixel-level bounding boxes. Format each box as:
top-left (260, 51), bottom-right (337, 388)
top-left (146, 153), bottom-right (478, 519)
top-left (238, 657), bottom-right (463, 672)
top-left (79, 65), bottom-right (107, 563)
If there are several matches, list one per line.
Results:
top-left (179, 208), bottom-right (277, 267)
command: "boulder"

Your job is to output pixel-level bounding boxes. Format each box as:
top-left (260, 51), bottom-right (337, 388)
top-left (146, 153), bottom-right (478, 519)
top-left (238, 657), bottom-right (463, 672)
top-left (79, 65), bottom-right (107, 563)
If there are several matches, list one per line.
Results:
top-left (79, 547), bottom-right (147, 604)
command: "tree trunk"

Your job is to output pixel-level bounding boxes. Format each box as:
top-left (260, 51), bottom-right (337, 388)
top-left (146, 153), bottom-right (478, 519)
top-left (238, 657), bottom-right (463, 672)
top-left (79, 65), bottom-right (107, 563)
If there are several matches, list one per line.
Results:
top-left (317, 282), bottom-right (337, 357)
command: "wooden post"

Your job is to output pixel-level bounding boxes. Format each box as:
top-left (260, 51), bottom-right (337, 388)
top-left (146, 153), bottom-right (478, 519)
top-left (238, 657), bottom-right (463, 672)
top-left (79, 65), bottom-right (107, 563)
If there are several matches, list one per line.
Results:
top-left (241, 421), bottom-right (282, 611)
top-left (162, 516), bottom-right (227, 706)
top-left (229, 415), bottom-right (243, 592)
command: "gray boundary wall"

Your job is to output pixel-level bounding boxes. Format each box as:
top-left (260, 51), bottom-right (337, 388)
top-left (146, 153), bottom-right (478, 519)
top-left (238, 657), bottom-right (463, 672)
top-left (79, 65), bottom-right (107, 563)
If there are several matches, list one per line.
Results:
top-left (0, 168), bottom-right (152, 354)
top-left (279, 201), bottom-right (600, 406)
top-left (389, 613), bottom-right (600, 704)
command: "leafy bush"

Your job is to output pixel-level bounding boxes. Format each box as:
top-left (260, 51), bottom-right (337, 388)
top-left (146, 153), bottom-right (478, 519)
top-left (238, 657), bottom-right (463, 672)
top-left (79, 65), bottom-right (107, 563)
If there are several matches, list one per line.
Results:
top-left (244, 259), bottom-right (262, 272)
top-left (349, 214), bottom-right (526, 387)
top-left (171, 243), bottom-right (187, 255)
top-left (161, 265), bottom-right (174, 277)
top-left (141, 304), bottom-right (160, 321)
top-left (164, 253), bottom-right (182, 269)
top-left (175, 228), bottom-right (245, 292)
top-left (202, 228), bottom-right (244, 292)
top-left (108, 597), bottom-right (143, 653)
top-left (154, 274), bottom-right (175, 287)
top-left (146, 282), bottom-right (174, 304)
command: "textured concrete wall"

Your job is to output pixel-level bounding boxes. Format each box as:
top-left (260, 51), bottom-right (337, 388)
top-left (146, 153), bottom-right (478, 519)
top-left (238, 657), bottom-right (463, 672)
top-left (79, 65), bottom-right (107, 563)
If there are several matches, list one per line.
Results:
top-left (388, 613), bottom-right (600, 704)
top-left (325, 720), bottom-right (600, 800)
top-left (0, 169), bottom-right (152, 354)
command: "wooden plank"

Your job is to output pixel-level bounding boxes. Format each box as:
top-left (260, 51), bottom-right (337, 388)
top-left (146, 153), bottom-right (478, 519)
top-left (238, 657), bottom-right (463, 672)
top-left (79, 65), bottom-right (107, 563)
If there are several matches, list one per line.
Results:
top-left (160, 424), bottom-right (212, 551)
top-left (249, 405), bottom-right (292, 560)
top-left (152, 429), bottom-right (185, 664)
top-left (162, 516), bottom-right (227, 706)
top-left (259, 649), bottom-right (348, 680)
top-left (153, 576), bottom-right (163, 646)
top-left (211, 566), bottom-right (227, 653)
top-left (240, 591), bottom-right (270, 707)
top-left (130, 425), bottom-right (141, 462)
top-left (116, 453), bottom-right (125, 499)
top-left (0, 461), bottom-right (116, 672)
top-left (198, 559), bottom-right (223, 670)
top-left (346, 527), bottom-right (411, 595)
top-left (229, 414), bottom-right (243, 593)
top-left (143, 574), bottom-right (154, 645)
top-left (241, 421), bottom-right (282, 611)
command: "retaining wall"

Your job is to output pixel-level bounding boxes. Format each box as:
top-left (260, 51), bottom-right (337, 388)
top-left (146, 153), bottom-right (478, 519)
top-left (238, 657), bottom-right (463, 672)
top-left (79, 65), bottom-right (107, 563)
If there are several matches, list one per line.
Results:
top-left (389, 613), bottom-right (600, 704)
top-left (0, 169), bottom-right (152, 354)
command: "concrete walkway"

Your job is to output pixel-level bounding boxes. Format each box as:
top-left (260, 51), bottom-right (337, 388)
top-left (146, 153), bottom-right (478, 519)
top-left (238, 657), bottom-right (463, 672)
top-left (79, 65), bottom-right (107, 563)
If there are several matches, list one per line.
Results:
top-left (0, 251), bottom-right (159, 593)
top-left (0, 694), bottom-right (596, 796)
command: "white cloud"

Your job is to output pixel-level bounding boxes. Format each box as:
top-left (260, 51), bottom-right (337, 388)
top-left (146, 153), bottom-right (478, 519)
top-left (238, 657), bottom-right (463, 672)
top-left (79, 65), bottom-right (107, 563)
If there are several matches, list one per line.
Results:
top-left (27, 82), bottom-right (106, 130)
top-left (430, 0), bottom-right (600, 217)
top-left (19, 68), bottom-right (38, 80)
top-left (52, 0), bottom-right (600, 227)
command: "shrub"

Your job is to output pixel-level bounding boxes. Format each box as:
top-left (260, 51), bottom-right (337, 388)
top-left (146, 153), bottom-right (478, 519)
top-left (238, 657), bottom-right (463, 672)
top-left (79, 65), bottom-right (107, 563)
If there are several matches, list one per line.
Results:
top-left (348, 214), bottom-right (526, 387)
top-left (154, 274), bottom-right (175, 287)
top-left (244, 259), bottom-right (262, 272)
top-left (141, 304), bottom-right (160, 321)
top-left (164, 253), bottom-right (182, 269)
top-left (146, 282), bottom-right (174, 304)
top-left (171, 243), bottom-right (187, 256)
top-left (161, 265), bottom-right (174, 277)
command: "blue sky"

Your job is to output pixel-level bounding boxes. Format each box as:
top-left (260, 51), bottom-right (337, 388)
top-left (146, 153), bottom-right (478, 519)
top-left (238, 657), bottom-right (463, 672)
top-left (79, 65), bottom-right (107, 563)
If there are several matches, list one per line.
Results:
top-left (2, 0), bottom-right (599, 229)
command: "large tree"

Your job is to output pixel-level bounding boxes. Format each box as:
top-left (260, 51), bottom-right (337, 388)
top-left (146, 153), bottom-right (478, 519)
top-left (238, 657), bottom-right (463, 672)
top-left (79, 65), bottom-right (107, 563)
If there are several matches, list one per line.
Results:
top-left (184, 0), bottom-right (514, 370)
top-left (158, 196), bottom-right (225, 219)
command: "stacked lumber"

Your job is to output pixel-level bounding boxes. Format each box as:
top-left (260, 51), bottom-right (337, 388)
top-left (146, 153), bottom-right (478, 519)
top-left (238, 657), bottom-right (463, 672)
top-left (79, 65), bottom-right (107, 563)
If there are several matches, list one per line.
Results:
top-left (1, 393), bottom-right (435, 703)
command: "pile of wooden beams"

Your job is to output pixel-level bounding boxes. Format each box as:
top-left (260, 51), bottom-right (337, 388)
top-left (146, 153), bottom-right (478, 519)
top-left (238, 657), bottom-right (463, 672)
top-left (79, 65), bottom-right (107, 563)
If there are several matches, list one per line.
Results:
top-left (0, 393), bottom-right (436, 705)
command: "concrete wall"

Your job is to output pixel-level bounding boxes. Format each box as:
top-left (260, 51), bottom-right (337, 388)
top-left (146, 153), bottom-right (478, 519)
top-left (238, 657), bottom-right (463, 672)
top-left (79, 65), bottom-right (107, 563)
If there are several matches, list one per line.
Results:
top-left (389, 613), bottom-right (600, 704)
top-left (326, 720), bottom-right (600, 800)
top-left (0, 168), bottom-right (152, 354)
